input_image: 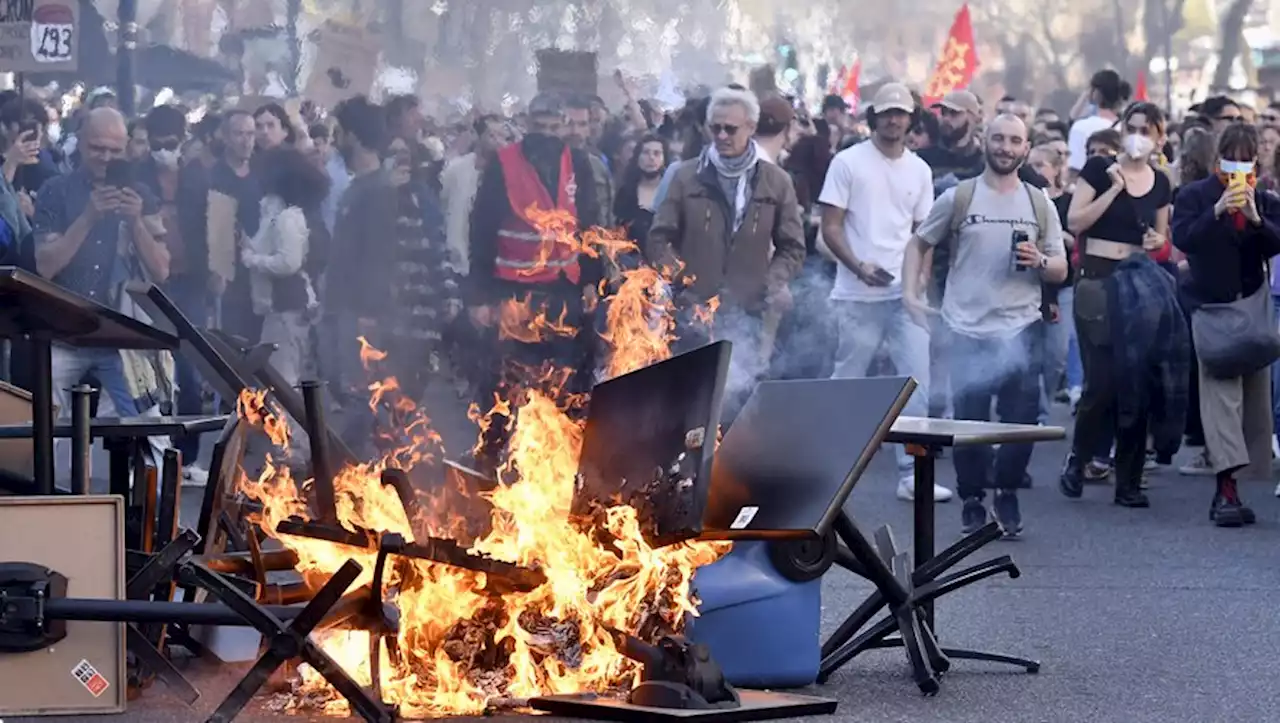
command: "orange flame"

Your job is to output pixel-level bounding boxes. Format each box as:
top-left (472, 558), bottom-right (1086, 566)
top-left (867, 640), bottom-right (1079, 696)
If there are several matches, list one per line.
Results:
top-left (232, 209), bottom-right (733, 716)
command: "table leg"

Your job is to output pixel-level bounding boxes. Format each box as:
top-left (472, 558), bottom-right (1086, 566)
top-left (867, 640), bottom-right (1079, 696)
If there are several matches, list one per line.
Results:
top-left (107, 439), bottom-right (131, 499)
top-left (909, 444), bottom-right (937, 630)
top-left (69, 384), bottom-right (94, 495)
top-left (30, 334), bottom-right (54, 495)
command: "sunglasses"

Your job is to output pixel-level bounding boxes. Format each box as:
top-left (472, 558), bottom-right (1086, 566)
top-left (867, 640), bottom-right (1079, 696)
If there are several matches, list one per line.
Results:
top-left (708, 123), bottom-right (740, 137)
top-left (149, 138), bottom-right (181, 152)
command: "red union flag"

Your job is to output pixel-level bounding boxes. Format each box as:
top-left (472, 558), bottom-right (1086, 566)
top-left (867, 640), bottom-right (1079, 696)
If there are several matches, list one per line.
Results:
top-left (923, 4), bottom-right (980, 106)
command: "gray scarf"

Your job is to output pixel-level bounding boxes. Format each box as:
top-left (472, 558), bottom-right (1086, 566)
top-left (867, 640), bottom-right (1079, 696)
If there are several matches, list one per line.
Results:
top-left (703, 140), bottom-right (760, 233)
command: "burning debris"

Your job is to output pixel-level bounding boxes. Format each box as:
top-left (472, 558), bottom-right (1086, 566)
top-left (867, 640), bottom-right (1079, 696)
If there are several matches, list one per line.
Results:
top-left (229, 212), bottom-right (731, 717)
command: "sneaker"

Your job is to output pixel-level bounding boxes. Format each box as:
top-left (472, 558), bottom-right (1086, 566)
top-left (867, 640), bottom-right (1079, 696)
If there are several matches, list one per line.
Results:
top-left (961, 497), bottom-right (989, 534)
top-left (993, 491), bottom-right (1022, 539)
top-left (1066, 386), bottom-right (1082, 407)
top-left (1059, 454), bottom-right (1083, 498)
top-left (1083, 460), bottom-right (1112, 482)
top-left (183, 465), bottom-right (209, 488)
top-left (1143, 451), bottom-right (1158, 471)
top-left (1178, 450), bottom-right (1214, 476)
top-left (896, 476), bottom-right (954, 503)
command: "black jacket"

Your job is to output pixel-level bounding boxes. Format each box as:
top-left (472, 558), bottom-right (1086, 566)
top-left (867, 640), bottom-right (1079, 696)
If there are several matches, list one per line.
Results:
top-left (1172, 176), bottom-right (1280, 310)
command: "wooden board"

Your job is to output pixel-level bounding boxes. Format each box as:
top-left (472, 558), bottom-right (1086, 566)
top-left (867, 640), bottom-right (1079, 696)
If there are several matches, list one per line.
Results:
top-left (0, 380), bottom-right (35, 479)
top-left (0, 495), bottom-right (126, 716)
top-left (304, 21), bottom-right (380, 109)
top-left (536, 49), bottom-right (597, 96)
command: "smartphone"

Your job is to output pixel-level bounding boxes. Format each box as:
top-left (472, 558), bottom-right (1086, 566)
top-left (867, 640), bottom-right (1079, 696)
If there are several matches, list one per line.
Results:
top-left (871, 268), bottom-right (895, 285)
top-left (105, 158), bottom-right (132, 188)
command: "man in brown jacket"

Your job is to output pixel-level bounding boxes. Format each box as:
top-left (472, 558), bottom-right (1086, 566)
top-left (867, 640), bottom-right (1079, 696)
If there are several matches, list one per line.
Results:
top-left (647, 86), bottom-right (806, 379)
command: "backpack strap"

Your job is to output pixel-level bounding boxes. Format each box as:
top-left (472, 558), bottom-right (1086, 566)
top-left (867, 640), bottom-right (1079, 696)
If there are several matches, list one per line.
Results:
top-left (947, 178), bottom-right (978, 260)
top-left (946, 178), bottom-right (1049, 265)
top-left (1022, 181), bottom-right (1050, 251)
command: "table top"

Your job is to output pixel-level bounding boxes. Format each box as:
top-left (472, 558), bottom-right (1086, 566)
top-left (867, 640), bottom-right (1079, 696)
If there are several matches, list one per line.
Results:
top-left (0, 268), bottom-right (178, 350)
top-left (888, 417), bottom-right (1066, 447)
top-left (0, 415), bottom-right (230, 439)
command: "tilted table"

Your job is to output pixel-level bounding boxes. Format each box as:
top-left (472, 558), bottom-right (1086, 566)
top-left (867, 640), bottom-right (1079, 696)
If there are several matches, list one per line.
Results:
top-left (819, 416), bottom-right (1066, 692)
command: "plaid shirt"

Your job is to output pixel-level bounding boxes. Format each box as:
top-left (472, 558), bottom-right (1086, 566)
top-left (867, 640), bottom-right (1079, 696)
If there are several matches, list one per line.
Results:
top-left (1107, 254), bottom-right (1190, 458)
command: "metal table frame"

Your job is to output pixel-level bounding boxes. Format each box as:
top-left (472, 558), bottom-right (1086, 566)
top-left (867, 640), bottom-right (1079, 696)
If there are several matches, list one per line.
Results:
top-left (0, 268), bottom-right (179, 495)
top-left (818, 417), bottom-right (1065, 693)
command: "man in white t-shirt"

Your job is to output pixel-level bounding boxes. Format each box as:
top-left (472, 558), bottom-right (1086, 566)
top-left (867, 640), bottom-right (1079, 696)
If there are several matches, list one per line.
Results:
top-left (818, 82), bottom-right (952, 503)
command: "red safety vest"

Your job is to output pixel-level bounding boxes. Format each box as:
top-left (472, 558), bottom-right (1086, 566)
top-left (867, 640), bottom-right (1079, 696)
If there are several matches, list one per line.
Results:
top-left (494, 143), bottom-right (581, 284)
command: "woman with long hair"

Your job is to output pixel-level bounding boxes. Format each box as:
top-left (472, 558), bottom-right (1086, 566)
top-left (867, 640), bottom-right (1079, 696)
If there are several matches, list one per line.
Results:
top-left (1060, 100), bottom-right (1174, 507)
top-left (613, 134), bottom-right (669, 252)
top-left (254, 103), bottom-right (298, 152)
top-left (242, 147), bottom-right (330, 391)
top-left (1173, 123), bottom-right (1280, 526)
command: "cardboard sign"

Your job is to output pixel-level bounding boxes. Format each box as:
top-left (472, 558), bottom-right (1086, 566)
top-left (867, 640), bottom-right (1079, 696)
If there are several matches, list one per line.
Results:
top-left (304, 21), bottom-right (379, 109)
top-left (536, 49), bottom-right (597, 96)
top-left (0, 0), bottom-right (79, 72)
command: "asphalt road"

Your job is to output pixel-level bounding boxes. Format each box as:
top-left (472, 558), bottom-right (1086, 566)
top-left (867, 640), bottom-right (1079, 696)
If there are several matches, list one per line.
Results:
top-left (11, 404), bottom-right (1280, 723)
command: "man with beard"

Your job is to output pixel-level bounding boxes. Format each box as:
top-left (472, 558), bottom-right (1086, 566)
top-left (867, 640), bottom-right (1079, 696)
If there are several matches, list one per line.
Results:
top-left (563, 94), bottom-right (614, 227)
top-left (818, 83), bottom-right (949, 503)
top-left (918, 90), bottom-right (985, 185)
top-left (468, 92), bottom-right (601, 474)
top-left (902, 114), bottom-right (1068, 538)
top-left (327, 96), bottom-right (398, 429)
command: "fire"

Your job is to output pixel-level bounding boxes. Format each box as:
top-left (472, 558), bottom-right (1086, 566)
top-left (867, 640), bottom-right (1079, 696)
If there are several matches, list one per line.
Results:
top-left (231, 212), bottom-right (731, 716)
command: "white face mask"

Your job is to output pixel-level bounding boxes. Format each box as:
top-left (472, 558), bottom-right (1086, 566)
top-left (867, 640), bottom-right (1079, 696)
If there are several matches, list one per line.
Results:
top-left (1123, 133), bottom-right (1155, 159)
top-left (1220, 159), bottom-right (1256, 175)
top-left (152, 148), bottom-right (180, 169)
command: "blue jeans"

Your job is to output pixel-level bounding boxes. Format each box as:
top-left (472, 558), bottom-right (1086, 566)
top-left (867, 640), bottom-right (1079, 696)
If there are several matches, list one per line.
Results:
top-left (51, 346), bottom-right (140, 419)
top-left (1062, 285), bottom-right (1083, 390)
top-left (831, 298), bottom-right (930, 477)
top-left (168, 277), bottom-right (209, 463)
top-left (949, 323), bottom-right (1042, 500)
top-left (1039, 293), bottom-right (1072, 423)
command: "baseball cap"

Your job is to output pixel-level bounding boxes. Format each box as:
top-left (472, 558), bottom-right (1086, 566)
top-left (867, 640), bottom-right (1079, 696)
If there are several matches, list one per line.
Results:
top-left (932, 90), bottom-right (981, 116)
top-left (871, 83), bottom-right (915, 114)
top-left (757, 95), bottom-right (796, 136)
top-left (822, 94), bottom-right (849, 113)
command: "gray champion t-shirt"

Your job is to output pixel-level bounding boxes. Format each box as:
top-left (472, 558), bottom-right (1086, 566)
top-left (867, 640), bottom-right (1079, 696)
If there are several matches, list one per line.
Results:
top-left (917, 179), bottom-right (1065, 339)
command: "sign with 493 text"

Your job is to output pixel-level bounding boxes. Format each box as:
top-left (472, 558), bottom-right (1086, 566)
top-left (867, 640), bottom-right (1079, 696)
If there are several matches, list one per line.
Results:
top-left (0, 0), bottom-right (78, 73)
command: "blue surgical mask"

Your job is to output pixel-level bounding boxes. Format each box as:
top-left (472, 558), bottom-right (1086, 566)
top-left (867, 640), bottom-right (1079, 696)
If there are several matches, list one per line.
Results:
top-left (1220, 159), bottom-right (1256, 174)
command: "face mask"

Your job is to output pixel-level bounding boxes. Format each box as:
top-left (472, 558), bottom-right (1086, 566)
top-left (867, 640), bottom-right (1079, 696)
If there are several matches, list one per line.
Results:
top-left (152, 148), bottom-right (180, 169)
top-left (1220, 159), bottom-right (1256, 174)
top-left (1123, 133), bottom-right (1155, 159)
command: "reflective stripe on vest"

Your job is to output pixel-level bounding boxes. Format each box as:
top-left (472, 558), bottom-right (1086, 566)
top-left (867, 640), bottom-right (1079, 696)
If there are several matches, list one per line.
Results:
top-left (493, 142), bottom-right (581, 284)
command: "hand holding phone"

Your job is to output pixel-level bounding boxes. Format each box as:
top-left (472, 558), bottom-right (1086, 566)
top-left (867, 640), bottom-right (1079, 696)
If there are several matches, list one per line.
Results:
top-left (856, 260), bottom-right (895, 287)
top-left (104, 158), bottom-right (132, 189)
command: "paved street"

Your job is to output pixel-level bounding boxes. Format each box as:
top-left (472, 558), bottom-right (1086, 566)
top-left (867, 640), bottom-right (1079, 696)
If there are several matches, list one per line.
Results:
top-left (13, 406), bottom-right (1280, 722)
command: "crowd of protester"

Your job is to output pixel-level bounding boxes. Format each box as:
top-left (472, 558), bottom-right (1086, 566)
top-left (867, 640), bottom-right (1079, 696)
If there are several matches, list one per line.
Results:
top-left (1, 68), bottom-right (1277, 537)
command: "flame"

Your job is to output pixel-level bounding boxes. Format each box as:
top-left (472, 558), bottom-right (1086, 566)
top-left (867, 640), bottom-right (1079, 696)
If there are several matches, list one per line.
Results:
top-left (497, 295), bottom-right (578, 344)
top-left (232, 210), bottom-right (733, 717)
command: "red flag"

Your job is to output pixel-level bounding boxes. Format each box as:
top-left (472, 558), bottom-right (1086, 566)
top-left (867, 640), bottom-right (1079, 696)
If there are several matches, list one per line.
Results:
top-left (842, 60), bottom-right (862, 106)
top-left (1135, 69), bottom-right (1148, 101)
top-left (923, 4), bottom-right (980, 106)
